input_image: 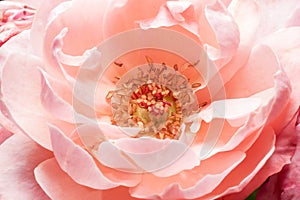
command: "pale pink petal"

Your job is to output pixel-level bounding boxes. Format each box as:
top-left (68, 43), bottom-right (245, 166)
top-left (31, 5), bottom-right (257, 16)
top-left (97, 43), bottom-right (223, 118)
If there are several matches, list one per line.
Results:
top-left (40, 69), bottom-right (90, 124)
top-left (1, 53), bottom-right (52, 149)
top-left (106, 137), bottom-right (199, 176)
top-left (130, 150), bottom-right (245, 199)
top-left (225, 45), bottom-right (281, 98)
top-left (94, 136), bottom-right (199, 177)
top-left (202, 126), bottom-right (276, 199)
top-left (256, 109), bottom-right (300, 200)
top-left (0, 98), bottom-right (24, 136)
top-left (261, 27), bottom-right (300, 133)
top-left (34, 158), bottom-right (103, 200)
top-left (0, 127), bottom-right (13, 144)
top-left (201, 0), bottom-right (240, 67)
top-left (199, 97), bottom-right (261, 127)
top-left (287, 8), bottom-right (300, 26)
top-left (152, 147), bottom-right (200, 177)
top-left (0, 134), bottom-right (52, 200)
top-left (102, 0), bottom-right (167, 38)
top-left (221, 0), bottom-right (299, 85)
top-left (222, 109), bottom-right (299, 199)
top-left (7, 0), bottom-right (43, 9)
top-left (138, 1), bottom-right (200, 36)
top-left (229, 0), bottom-right (300, 46)
top-left (0, 30), bottom-right (30, 70)
top-left (75, 124), bottom-right (143, 187)
top-left (30, 0), bottom-right (72, 57)
top-left (49, 125), bottom-right (118, 189)
top-left (31, 0), bottom-right (111, 64)
top-left (0, 1), bottom-right (35, 46)
top-left (209, 69), bottom-right (291, 156)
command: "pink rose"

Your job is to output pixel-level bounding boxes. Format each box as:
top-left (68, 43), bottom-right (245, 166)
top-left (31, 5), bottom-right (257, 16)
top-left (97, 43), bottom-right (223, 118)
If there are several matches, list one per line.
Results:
top-left (0, 0), bottom-right (299, 199)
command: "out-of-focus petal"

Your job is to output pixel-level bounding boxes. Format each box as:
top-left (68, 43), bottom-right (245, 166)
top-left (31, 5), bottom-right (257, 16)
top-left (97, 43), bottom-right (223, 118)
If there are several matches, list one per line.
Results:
top-left (0, 1), bottom-right (35, 46)
top-left (0, 127), bottom-right (13, 144)
top-left (49, 125), bottom-right (118, 189)
top-left (7, 0), bottom-right (44, 9)
top-left (34, 158), bottom-right (103, 200)
top-left (0, 134), bottom-right (52, 200)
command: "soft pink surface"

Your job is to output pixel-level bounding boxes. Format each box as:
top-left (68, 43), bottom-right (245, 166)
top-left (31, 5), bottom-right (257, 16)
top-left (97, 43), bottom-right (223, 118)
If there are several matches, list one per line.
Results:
top-left (0, 134), bottom-right (52, 200)
top-left (0, 0), bottom-right (299, 199)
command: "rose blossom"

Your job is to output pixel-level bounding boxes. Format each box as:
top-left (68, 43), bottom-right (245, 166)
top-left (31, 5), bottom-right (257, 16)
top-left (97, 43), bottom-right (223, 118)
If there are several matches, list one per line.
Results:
top-left (0, 0), bottom-right (300, 199)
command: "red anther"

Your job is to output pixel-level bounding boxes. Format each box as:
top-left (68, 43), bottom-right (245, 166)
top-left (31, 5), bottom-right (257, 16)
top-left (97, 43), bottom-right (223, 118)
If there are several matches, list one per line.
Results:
top-left (131, 93), bottom-right (138, 100)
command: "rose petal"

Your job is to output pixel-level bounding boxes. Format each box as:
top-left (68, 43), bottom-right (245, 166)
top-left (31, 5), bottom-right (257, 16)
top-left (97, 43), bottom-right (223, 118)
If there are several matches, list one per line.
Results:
top-left (40, 69), bottom-right (90, 124)
top-left (30, 0), bottom-right (76, 57)
top-left (201, 0), bottom-right (240, 67)
top-left (130, 150), bottom-right (245, 199)
top-left (0, 127), bottom-right (13, 144)
top-left (261, 27), bottom-right (300, 133)
top-left (97, 137), bottom-right (199, 176)
top-left (49, 125), bottom-right (118, 189)
top-left (225, 45), bottom-right (281, 98)
top-left (257, 109), bottom-right (300, 200)
top-left (208, 69), bottom-right (291, 157)
top-left (102, 186), bottom-right (139, 200)
top-left (76, 124), bottom-right (143, 187)
top-left (138, 1), bottom-right (199, 36)
top-left (7, 0), bottom-right (43, 9)
top-left (199, 97), bottom-right (261, 127)
top-left (287, 8), bottom-right (300, 26)
top-left (203, 126), bottom-right (276, 199)
top-left (0, 134), bottom-right (52, 200)
top-left (34, 158), bottom-right (103, 200)
top-left (1, 53), bottom-right (53, 149)
top-left (223, 109), bottom-right (300, 199)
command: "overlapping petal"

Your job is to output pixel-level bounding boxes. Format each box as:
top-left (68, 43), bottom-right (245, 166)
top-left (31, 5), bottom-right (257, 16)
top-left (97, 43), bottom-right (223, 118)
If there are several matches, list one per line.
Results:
top-left (0, 134), bottom-right (52, 200)
top-left (34, 158), bottom-right (103, 200)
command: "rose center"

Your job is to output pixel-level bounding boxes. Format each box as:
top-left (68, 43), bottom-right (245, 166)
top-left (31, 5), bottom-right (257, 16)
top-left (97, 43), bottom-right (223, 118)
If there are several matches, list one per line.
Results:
top-left (107, 60), bottom-right (200, 140)
top-left (129, 83), bottom-right (182, 139)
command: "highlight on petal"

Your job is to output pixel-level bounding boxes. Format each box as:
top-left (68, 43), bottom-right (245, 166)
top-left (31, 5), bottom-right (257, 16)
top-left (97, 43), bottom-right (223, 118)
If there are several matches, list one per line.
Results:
top-left (130, 150), bottom-right (245, 199)
top-left (210, 69), bottom-right (290, 156)
top-left (199, 98), bottom-right (261, 127)
top-left (39, 69), bottom-right (90, 124)
top-left (204, 126), bottom-right (276, 199)
top-left (201, 0), bottom-right (240, 67)
top-left (0, 134), bottom-right (52, 200)
top-left (1, 53), bottom-right (53, 149)
top-left (49, 125), bottom-right (118, 189)
top-left (138, 1), bottom-right (199, 36)
top-left (95, 137), bottom-right (199, 176)
top-left (34, 158), bottom-right (103, 200)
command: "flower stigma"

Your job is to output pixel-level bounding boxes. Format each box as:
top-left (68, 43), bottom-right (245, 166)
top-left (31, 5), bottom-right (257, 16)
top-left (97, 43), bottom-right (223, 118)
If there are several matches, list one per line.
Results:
top-left (128, 82), bottom-right (182, 139)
